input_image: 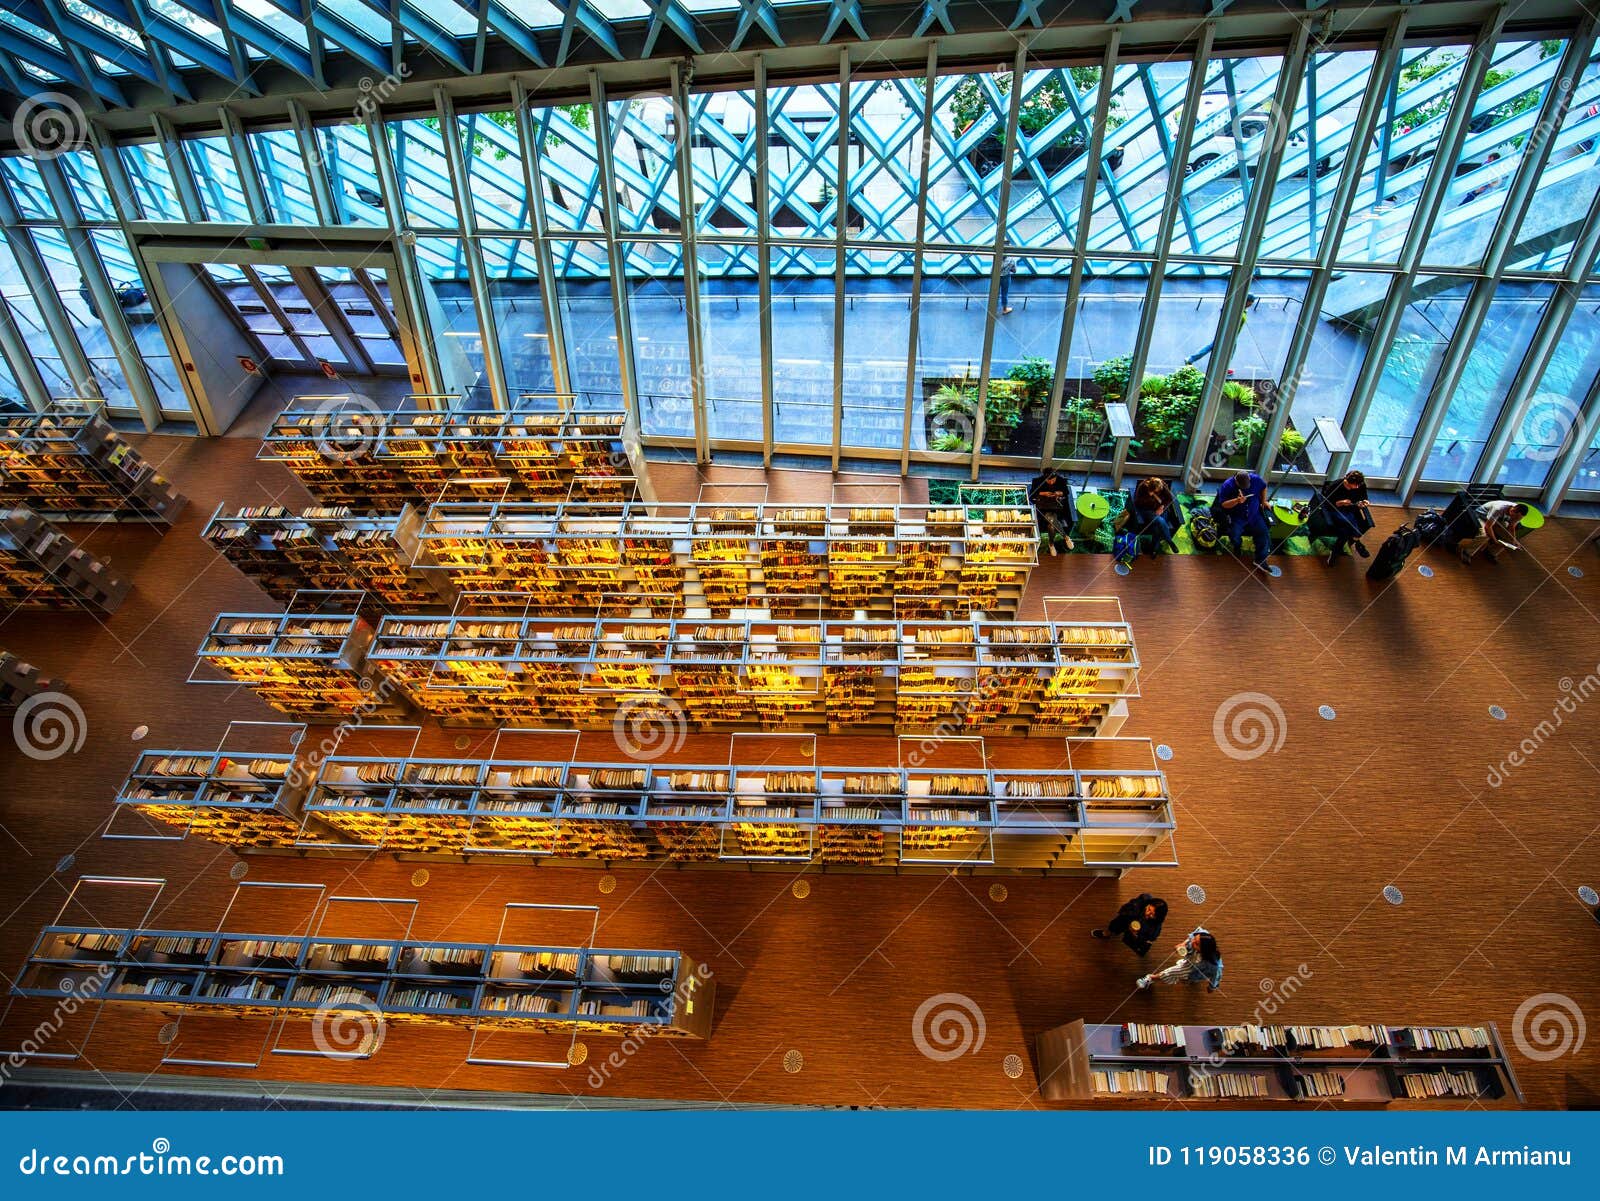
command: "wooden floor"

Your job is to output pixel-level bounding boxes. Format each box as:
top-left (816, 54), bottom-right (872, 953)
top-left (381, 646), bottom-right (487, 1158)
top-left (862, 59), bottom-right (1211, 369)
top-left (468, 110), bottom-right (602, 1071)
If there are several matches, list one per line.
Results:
top-left (2, 435), bottom-right (1599, 1110)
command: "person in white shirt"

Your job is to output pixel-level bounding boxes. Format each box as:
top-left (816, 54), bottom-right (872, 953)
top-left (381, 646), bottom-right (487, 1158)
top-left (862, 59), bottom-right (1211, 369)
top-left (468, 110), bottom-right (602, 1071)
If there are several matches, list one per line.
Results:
top-left (1459, 500), bottom-right (1527, 563)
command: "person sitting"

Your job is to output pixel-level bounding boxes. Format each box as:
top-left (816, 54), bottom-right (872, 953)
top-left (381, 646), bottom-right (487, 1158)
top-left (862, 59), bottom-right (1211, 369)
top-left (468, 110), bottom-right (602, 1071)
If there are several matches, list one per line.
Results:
top-left (1026, 467), bottom-right (1075, 556)
top-left (1308, 470), bottom-right (1375, 566)
top-left (1460, 500), bottom-right (1527, 564)
top-left (1129, 476), bottom-right (1180, 558)
top-left (1210, 470), bottom-right (1273, 570)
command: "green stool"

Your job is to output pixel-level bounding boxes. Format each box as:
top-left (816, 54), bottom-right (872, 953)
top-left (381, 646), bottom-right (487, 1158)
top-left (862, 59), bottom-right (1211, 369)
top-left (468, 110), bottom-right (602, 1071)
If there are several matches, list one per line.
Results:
top-left (1076, 491), bottom-right (1110, 539)
top-left (1269, 502), bottom-right (1304, 544)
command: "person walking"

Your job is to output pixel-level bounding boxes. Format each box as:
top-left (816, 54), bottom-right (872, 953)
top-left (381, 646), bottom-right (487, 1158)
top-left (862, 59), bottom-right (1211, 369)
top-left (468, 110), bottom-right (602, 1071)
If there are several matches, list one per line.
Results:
top-left (998, 255), bottom-right (1017, 315)
top-left (1137, 927), bottom-right (1223, 991)
top-left (1091, 893), bottom-right (1168, 957)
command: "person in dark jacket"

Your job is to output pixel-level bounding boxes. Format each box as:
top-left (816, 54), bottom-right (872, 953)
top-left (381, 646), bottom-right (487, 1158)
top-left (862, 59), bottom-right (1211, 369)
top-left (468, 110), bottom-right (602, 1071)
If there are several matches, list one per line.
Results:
top-left (1308, 470), bottom-right (1375, 565)
top-left (1091, 893), bottom-right (1168, 957)
top-left (1027, 467), bottom-right (1074, 555)
top-left (1130, 476), bottom-right (1179, 557)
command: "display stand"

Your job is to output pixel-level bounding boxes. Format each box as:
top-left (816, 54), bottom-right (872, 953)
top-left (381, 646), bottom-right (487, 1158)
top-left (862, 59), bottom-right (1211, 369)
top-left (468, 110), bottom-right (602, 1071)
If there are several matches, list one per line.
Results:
top-left (0, 401), bottom-right (185, 524)
top-left (0, 507), bottom-right (131, 611)
top-left (1036, 1018), bottom-right (1523, 1105)
top-left (0, 648), bottom-right (64, 711)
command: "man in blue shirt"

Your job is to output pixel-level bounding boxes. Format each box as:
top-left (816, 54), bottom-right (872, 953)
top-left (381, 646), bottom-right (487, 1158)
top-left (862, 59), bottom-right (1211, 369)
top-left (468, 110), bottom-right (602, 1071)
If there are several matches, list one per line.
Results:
top-left (1211, 470), bottom-right (1273, 569)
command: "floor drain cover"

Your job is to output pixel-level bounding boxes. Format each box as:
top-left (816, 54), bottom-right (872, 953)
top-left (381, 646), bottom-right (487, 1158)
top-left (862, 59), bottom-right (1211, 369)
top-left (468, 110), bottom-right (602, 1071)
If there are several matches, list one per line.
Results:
top-left (1156, 744), bottom-right (1173, 761)
top-left (130, 725), bottom-right (148, 741)
top-left (783, 1050), bottom-right (804, 1073)
top-left (1113, 562), bottom-right (1131, 576)
top-left (1186, 884), bottom-right (1207, 904)
top-left (157, 1023), bottom-right (179, 1046)
top-left (1318, 705), bottom-right (1336, 720)
top-left (1579, 886), bottom-right (1599, 906)
top-left (1264, 564), bottom-right (1283, 578)
top-left (791, 879), bottom-right (811, 899)
top-left (598, 875), bottom-right (617, 894)
top-left (228, 862), bottom-right (248, 881)
top-left (55, 854), bottom-right (74, 874)
top-left (1489, 705), bottom-right (1507, 720)
top-left (288, 729), bottom-right (304, 746)
top-left (1003, 1054), bottom-right (1025, 1079)
top-left (1569, 566), bottom-right (1585, 578)
top-left (1383, 885), bottom-right (1404, 905)
top-left (988, 883), bottom-right (1008, 903)
top-left (1417, 564), bottom-right (1434, 577)
top-left (454, 735), bottom-right (472, 750)
top-left (410, 869), bottom-right (430, 887)
top-left (567, 1042), bottom-right (588, 1066)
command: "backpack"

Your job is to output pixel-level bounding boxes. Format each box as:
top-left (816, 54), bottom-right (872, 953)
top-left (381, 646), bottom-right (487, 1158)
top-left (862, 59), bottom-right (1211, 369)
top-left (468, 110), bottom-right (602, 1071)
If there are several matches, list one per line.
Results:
top-left (1112, 532), bottom-right (1138, 566)
top-left (1415, 509), bottom-right (1450, 544)
top-left (1367, 523), bottom-right (1424, 581)
top-left (1188, 512), bottom-right (1219, 551)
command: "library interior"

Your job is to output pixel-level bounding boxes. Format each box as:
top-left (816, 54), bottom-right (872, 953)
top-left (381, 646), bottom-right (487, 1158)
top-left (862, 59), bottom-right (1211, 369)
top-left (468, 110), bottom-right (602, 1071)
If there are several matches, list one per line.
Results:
top-left (0, 0), bottom-right (1597, 1112)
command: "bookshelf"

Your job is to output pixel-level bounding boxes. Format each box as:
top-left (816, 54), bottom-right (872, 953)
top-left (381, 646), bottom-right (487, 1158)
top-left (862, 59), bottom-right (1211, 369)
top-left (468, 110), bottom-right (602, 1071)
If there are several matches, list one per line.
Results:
top-left (1, 506), bottom-right (131, 612)
top-left (110, 736), bottom-right (1177, 873)
top-left (202, 503), bottom-right (457, 610)
top-left (358, 611), bottom-right (1139, 734)
top-left (0, 648), bottom-right (63, 711)
top-left (195, 610), bottom-right (416, 720)
top-left (258, 402), bottom-right (638, 512)
top-left (1036, 1019), bottom-right (1523, 1105)
top-left (0, 405), bottom-right (185, 524)
top-left (112, 749), bottom-right (315, 848)
top-left (413, 500), bottom-right (1036, 618)
top-left (15, 925), bottom-right (713, 1039)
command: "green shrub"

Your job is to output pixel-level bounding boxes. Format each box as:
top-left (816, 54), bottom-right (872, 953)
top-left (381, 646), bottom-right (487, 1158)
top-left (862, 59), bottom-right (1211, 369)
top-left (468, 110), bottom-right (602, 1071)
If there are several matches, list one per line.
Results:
top-left (1005, 355), bottom-right (1054, 405)
top-left (1232, 413), bottom-right (1268, 454)
top-left (1279, 428), bottom-right (1307, 459)
top-left (1092, 355), bottom-right (1133, 403)
top-left (1222, 380), bottom-right (1257, 409)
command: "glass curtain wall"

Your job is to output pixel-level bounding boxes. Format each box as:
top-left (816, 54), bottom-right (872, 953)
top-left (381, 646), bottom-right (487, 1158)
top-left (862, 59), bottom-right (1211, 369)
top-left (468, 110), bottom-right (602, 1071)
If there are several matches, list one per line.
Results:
top-left (0, 22), bottom-right (1598, 501)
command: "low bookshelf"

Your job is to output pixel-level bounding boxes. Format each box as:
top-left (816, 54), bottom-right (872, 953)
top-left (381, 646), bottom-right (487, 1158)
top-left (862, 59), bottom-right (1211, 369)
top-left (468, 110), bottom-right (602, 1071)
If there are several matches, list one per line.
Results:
top-left (355, 607), bottom-right (1139, 734)
top-left (1036, 1019), bottom-right (1523, 1105)
top-left (258, 401), bottom-right (637, 511)
top-left (0, 648), bottom-right (63, 711)
top-left (202, 503), bottom-right (455, 610)
top-left (413, 499), bottom-right (1037, 618)
top-left (112, 749), bottom-right (317, 848)
top-left (1, 506), bottom-right (131, 612)
top-left (195, 609), bottom-right (415, 721)
top-left (16, 926), bottom-right (713, 1039)
top-left (0, 404), bottom-right (185, 524)
top-left (104, 734), bottom-right (1177, 874)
